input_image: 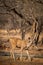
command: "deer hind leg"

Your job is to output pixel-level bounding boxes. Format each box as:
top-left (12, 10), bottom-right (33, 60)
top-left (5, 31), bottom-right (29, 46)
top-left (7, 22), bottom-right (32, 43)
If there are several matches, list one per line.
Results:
top-left (20, 47), bottom-right (23, 61)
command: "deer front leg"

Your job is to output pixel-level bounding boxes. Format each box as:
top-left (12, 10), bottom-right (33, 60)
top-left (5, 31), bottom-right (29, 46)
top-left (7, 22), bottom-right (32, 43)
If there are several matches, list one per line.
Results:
top-left (12, 50), bottom-right (15, 61)
top-left (10, 49), bottom-right (15, 61)
top-left (26, 50), bottom-right (32, 61)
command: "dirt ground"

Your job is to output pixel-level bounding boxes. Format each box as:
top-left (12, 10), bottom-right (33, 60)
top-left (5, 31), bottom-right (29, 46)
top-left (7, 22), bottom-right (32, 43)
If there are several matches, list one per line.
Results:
top-left (0, 55), bottom-right (43, 65)
top-left (0, 59), bottom-right (43, 65)
top-left (0, 44), bottom-right (43, 65)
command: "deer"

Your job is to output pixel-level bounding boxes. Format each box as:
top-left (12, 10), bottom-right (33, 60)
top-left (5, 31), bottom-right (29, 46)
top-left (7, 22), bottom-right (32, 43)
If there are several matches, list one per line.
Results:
top-left (8, 30), bottom-right (36, 61)
top-left (8, 21), bottom-right (39, 61)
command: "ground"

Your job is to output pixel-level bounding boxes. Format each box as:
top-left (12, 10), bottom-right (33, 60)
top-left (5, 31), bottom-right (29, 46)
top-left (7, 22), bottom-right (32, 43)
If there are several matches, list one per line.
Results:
top-left (0, 46), bottom-right (43, 65)
top-left (0, 57), bottom-right (43, 65)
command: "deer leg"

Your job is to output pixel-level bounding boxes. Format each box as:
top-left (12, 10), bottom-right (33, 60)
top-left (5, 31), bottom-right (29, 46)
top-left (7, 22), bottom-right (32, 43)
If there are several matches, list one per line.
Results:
top-left (20, 47), bottom-right (23, 61)
top-left (26, 50), bottom-right (32, 61)
top-left (10, 49), bottom-right (15, 61)
top-left (12, 50), bottom-right (15, 61)
top-left (10, 50), bottom-right (13, 59)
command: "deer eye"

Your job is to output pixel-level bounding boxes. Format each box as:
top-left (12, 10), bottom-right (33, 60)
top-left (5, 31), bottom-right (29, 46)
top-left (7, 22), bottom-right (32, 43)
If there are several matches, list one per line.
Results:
top-left (28, 37), bottom-right (31, 40)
